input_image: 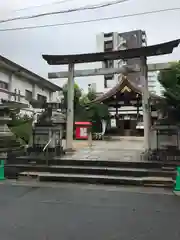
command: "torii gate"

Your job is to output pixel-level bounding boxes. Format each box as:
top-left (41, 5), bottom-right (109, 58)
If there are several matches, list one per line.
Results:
top-left (43, 39), bottom-right (180, 151)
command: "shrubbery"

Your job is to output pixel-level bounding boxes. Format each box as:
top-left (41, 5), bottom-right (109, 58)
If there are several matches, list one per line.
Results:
top-left (8, 112), bottom-right (33, 145)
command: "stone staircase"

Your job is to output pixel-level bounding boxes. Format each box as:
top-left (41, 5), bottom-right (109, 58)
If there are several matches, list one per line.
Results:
top-left (5, 156), bottom-right (177, 188)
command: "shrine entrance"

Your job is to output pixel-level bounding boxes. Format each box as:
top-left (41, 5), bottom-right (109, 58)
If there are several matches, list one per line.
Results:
top-left (43, 38), bottom-right (180, 150)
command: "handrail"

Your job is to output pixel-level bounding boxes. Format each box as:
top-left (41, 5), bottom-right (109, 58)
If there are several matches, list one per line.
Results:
top-left (43, 138), bottom-right (52, 152)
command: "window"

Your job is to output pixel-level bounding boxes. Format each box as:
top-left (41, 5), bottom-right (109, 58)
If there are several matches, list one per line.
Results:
top-left (104, 41), bottom-right (113, 51)
top-left (104, 60), bottom-right (114, 69)
top-left (0, 81), bottom-right (8, 90)
top-left (37, 94), bottom-right (47, 103)
top-left (104, 74), bottom-right (114, 88)
top-left (104, 74), bottom-right (114, 81)
top-left (18, 90), bottom-right (21, 101)
top-left (14, 89), bottom-right (17, 101)
top-left (104, 80), bottom-right (107, 88)
top-left (25, 90), bottom-right (33, 101)
top-left (104, 32), bottom-right (113, 38)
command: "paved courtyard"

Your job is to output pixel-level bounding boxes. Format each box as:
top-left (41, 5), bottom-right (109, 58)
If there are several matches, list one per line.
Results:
top-left (0, 183), bottom-right (180, 240)
top-left (62, 137), bottom-right (144, 161)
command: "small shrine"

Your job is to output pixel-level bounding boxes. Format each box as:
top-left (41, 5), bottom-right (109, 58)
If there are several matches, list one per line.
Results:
top-left (92, 75), bottom-right (161, 136)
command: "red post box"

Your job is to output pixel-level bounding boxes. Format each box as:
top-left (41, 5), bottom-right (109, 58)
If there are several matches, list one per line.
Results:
top-left (75, 122), bottom-right (92, 140)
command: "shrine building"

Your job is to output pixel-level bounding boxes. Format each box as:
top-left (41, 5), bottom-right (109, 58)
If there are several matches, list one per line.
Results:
top-left (92, 75), bottom-right (161, 136)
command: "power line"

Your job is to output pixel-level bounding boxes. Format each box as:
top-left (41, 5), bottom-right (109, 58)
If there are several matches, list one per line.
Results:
top-left (0, 0), bottom-right (129, 24)
top-left (0, 7), bottom-right (179, 32)
top-left (13, 0), bottom-right (75, 12)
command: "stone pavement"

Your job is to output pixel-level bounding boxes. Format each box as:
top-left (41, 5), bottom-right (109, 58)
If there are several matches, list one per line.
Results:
top-left (62, 137), bottom-right (144, 161)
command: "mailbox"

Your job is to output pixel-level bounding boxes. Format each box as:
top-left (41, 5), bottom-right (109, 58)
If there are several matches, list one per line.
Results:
top-left (75, 122), bottom-right (92, 140)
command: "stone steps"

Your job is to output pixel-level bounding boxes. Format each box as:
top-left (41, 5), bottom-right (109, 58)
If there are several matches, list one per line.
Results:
top-left (9, 156), bottom-right (180, 169)
top-left (19, 171), bottom-right (174, 188)
top-left (5, 157), bottom-right (177, 188)
top-left (7, 164), bottom-right (175, 178)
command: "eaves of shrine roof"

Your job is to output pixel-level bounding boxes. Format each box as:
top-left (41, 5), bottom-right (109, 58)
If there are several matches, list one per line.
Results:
top-left (91, 75), bottom-right (161, 104)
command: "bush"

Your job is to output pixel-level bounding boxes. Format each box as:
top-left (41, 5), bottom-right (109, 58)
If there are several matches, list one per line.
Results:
top-left (10, 121), bottom-right (32, 145)
top-left (8, 112), bottom-right (33, 145)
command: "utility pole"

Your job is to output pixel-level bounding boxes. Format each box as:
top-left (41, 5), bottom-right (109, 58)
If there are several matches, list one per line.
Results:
top-left (66, 63), bottom-right (74, 151)
top-left (141, 56), bottom-right (151, 151)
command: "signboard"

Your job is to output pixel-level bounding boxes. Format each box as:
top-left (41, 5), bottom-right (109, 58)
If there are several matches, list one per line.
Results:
top-left (80, 127), bottom-right (87, 138)
top-left (76, 126), bottom-right (88, 139)
top-left (111, 119), bottom-right (116, 127)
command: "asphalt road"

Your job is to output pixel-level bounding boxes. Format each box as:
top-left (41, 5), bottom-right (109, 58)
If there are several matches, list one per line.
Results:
top-left (0, 183), bottom-right (180, 240)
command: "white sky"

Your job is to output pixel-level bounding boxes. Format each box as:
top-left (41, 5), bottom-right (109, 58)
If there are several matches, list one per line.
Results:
top-left (0, 0), bottom-right (180, 91)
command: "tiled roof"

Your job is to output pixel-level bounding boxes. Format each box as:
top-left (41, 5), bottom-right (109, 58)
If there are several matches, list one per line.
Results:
top-left (91, 75), bottom-right (161, 103)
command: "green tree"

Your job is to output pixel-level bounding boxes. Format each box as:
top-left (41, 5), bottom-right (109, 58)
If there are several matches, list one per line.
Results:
top-left (62, 82), bottom-right (85, 121)
top-left (158, 61), bottom-right (180, 122)
top-left (80, 89), bottom-right (110, 132)
top-left (62, 83), bottom-right (109, 131)
top-left (62, 82), bottom-right (82, 109)
top-left (8, 112), bottom-right (33, 144)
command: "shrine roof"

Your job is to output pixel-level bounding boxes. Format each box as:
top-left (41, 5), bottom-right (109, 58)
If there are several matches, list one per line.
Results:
top-left (42, 39), bottom-right (180, 65)
top-left (90, 75), bottom-right (161, 103)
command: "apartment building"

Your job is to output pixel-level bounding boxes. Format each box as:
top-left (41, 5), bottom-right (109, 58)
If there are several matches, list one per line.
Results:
top-left (96, 30), bottom-right (147, 90)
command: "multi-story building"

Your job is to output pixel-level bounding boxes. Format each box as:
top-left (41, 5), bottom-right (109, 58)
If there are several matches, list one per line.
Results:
top-left (0, 55), bottom-right (62, 116)
top-left (96, 30), bottom-right (147, 90)
top-left (148, 71), bottom-right (164, 96)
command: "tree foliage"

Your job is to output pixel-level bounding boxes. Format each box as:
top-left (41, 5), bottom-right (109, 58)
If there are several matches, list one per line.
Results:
top-left (158, 61), bottom-right (180, 121)
top-left (8, 112), bottom-right (33, 144)
top-left (62, 82), bottom-right (82, 110)
top-left (62, 82), bottom-right (110, 129)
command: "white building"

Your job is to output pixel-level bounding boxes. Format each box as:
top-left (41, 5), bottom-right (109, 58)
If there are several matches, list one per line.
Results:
top-left (88, 82), bottom-right (97, 92)
top-left (0, 55), bottom-right (62, 116)
top-left (148, 71), bottom-right (164, 96)
top-left (96, 31), bottom-right (147, 92)
top-left (95, 31), bottom-right (163, 96)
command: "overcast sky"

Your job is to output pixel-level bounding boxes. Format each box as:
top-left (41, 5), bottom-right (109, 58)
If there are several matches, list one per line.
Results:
top-left (0, 0), bottom-right (180, 91)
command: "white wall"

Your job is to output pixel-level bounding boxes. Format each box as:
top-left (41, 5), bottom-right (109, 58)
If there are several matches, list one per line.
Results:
top-left (0, 69), bottom-right (10, 101)
top-left (0, 70), bottom-right (9, 83)
top-left (11, 74), bottom-right (33, 98)
top-left (148, 71), bottom-right (163, 96)
top-left (0, 67), bottom-right (60, 117)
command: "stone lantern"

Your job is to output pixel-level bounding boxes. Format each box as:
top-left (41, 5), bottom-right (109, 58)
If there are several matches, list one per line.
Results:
top-left (0, 101), bottom-right (28, 162)
top-left (28, 100), bottom-right (66, 160)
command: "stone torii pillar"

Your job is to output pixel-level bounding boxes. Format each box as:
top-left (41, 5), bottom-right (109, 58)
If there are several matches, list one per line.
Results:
top-left (66, 63), bottom-right (74, 151)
